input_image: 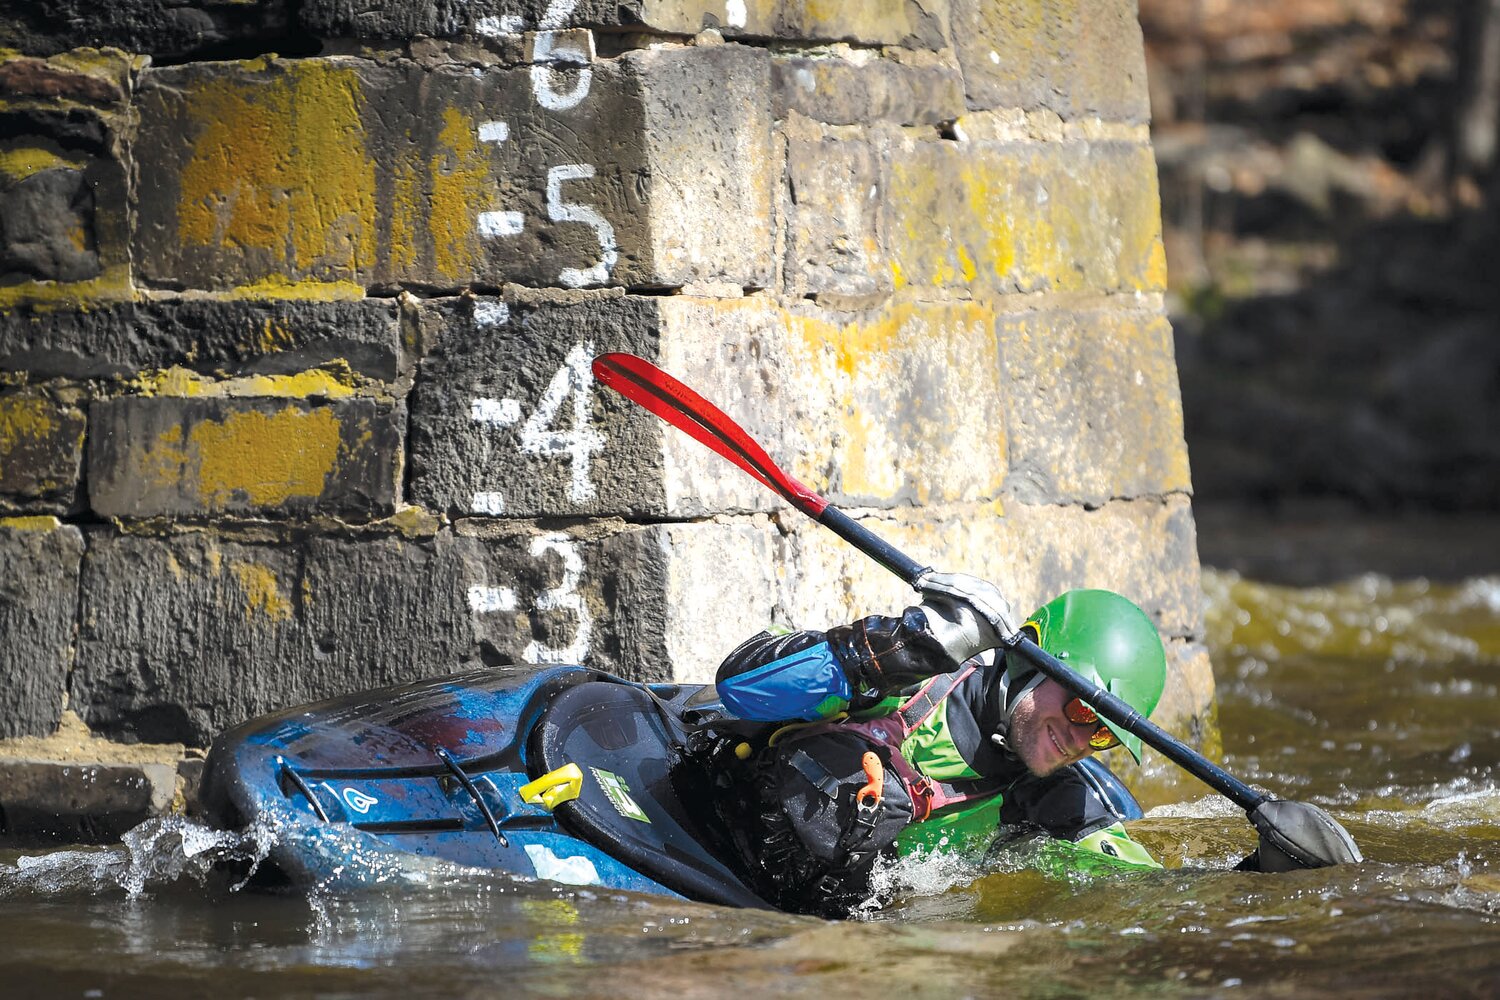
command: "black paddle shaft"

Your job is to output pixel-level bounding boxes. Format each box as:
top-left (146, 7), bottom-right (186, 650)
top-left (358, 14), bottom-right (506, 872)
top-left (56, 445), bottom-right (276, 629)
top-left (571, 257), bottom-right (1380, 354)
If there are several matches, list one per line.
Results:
top-left (818, 506), bottom-right (931, 586)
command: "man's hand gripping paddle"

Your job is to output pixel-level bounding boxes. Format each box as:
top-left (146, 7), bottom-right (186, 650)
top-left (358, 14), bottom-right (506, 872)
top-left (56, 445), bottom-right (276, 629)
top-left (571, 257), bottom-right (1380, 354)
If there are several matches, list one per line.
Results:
top-left (592, 352), bottom-right (1362, 871)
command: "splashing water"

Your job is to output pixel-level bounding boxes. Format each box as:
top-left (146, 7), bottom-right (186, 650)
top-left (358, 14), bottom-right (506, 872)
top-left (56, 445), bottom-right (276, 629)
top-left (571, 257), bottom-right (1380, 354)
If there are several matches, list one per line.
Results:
top-left (0, 815), bottom-right (273, 901)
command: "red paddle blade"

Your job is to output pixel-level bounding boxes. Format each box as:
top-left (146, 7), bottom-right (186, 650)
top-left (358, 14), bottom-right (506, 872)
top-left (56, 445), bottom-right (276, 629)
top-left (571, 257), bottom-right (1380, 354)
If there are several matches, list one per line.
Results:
top-left (591, 352), bottom-right (829, 516)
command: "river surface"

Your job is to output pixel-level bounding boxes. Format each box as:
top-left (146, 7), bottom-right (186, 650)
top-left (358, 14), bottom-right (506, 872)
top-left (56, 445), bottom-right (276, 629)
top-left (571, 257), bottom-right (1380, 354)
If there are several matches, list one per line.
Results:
top-left (3, 569), bottom-right (1498, 998)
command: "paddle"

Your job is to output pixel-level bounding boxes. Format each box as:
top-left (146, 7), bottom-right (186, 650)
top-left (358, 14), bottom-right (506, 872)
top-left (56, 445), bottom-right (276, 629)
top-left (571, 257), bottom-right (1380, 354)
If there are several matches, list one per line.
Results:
top-left (591, 352), bottom-right (1362, 871)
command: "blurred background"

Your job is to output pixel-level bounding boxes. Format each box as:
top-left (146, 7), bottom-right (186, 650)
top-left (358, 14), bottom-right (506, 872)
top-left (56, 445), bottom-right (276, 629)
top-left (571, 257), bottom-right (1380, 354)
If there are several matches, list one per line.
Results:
top-left (1142, 0), bottom-right (1500, 584)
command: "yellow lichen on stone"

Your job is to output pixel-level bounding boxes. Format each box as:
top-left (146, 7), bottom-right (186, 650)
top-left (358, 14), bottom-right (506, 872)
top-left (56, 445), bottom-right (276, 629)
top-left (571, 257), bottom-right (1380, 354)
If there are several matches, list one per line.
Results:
top-left (790, 300), bottom-right (1004, 503)
top-left (0, 147), bottom-right (79, 182)
top-left (177, 61), bottom-right (377, 280)
top-left (229, 560), bottom-right (294, 621)
top-left (133, 364), bottom-right (357, 400)
top-left (0, 264), bottom-right (135, 310)
top-left (0, 515), bottom-right (63, 532)
top-left (429, 106), bottom-right (490, 280)
top-left (0, 395), bottom-right (59, 450)
top-left (223, 275), bottom-right (366, 301)
top-left (886, 141), bottom-right (1165, 295)
top-left (190, 406), bottom-right (343, 508)
top-left (238, 367), bottom-right (356, 399)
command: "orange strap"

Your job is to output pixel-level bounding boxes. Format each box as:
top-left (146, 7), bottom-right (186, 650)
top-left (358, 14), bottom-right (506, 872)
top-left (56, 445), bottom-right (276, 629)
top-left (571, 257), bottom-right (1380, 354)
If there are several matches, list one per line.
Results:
top-left (856, 751), bottom-right (884, 808)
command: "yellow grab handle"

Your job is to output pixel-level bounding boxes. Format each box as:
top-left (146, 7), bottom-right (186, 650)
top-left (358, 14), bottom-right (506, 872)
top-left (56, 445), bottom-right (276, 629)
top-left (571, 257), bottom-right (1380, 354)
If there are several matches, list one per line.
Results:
top-left (518, 763), bottom-right (584, 810)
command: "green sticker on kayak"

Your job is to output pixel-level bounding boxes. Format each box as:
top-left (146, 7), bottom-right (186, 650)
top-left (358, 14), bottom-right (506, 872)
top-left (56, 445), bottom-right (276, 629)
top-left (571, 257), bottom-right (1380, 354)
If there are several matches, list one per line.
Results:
top-left (590, 767), bottom-right (650, 823)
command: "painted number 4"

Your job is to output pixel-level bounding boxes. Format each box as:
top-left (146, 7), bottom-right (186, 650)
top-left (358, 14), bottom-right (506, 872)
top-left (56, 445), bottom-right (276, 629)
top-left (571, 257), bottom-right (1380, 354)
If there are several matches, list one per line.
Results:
top-left (471, 343), bottom-right (606, 512)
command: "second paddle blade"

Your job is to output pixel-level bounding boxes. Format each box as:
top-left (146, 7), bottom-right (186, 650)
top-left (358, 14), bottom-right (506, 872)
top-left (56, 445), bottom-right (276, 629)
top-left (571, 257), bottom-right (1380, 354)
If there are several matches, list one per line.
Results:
top-left (1248, 799), bottom-right (1363, 871)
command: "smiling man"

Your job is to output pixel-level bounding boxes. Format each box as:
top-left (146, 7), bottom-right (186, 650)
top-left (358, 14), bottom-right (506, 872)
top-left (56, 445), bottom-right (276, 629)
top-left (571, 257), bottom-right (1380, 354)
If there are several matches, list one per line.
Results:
top-left (703, 577), bottom-right (1168, 916)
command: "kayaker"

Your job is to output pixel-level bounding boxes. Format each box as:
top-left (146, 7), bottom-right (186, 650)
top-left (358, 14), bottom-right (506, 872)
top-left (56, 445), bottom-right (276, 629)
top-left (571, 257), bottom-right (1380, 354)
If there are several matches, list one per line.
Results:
top-left (703, 573), bottom-right (1168, 915)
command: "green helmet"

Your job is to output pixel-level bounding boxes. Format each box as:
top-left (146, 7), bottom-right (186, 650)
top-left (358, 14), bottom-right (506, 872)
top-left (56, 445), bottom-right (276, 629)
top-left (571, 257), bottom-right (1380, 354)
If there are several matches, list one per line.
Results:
top-left (1018, 589), bottom-right (1167, 763)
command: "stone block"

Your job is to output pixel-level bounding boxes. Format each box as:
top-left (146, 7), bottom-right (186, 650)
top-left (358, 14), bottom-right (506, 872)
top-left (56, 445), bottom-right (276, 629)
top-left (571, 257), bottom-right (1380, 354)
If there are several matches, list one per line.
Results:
top-left (625, 44), bottom-right (775, 289)
top-left (0, 2), bottom-right (291, 59)
top-left (654, 518), bottom-right (780, 682)
top-left (408, 294), bottom-right (667, 518)
top-left (950, 0), bottom-right (1150, 122)
top-left (73, 530), bottom-right (470, 745)
top-left (999, 307), bottom-right (1192, 506)
top-left (884, 137), bottom-right (1167, 296)
top-left (0, 50), bottom-right (135, 310)
top-left (0, 392), bottom-right (86, 511)
top-left (0, 759), bottom-right (178, 844)
top-left (772, 55), bottom-right (964, 126)
top-left (783, 135), bottom-right (887, 299)
top-left (300, 0), bottom-right (946, 46)
top-left (0, 518), bottom-right (83, 738)
top-left (0, 297), bottom-right (405, 380)
top-left (88, 396), bottom-right (403, 519)
top-left (133, 48), bottom-right (771, 293)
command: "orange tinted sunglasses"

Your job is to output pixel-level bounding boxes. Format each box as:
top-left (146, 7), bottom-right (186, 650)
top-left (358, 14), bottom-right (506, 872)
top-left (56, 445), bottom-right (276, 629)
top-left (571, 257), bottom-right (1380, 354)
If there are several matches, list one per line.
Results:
top-left (1064, 697), bottom-right (1122, 751)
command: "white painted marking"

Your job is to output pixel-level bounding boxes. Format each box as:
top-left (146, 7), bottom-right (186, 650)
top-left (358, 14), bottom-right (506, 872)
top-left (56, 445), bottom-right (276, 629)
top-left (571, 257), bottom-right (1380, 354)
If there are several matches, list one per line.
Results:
top-left (531, 60), bottom-right (592, 111)
top-left (518, 343), bottom-right (605, 502)
top-left (546, 164), bottom-right (617, 288)
top-left (726, 0), bottom-right (747, 28)
top-left (531, 0), bottom-right (592, 110)
top-left (468, 585), bottom-right (518, 613)
top-left (473, 300), bottom-right (510, 327)
top-left (478, 120), bottom-right (510, 143)
top-left (523, 534), bottom-right (591, 663)
top-left (477, 15), bottom-right (526, 37)
top-left (471, 491), bottom-right (508, 515)
top-left (478, 210), bottom-right (525, 237)
top-left (470, 397), bottom-right (523, 425)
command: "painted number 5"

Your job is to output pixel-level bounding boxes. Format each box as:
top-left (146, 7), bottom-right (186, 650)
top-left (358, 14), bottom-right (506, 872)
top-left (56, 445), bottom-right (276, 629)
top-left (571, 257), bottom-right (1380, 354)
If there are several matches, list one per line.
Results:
top-left (547, 165), bottom-right (617, 288)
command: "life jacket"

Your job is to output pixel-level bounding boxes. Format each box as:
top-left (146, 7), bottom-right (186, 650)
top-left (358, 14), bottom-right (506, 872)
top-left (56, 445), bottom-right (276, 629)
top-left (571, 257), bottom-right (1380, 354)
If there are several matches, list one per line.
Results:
top-left (777, 664), bottom-right (1004, 822)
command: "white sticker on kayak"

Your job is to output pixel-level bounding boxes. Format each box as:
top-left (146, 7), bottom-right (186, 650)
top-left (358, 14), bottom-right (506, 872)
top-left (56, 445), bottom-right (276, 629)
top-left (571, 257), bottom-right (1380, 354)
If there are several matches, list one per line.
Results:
top-left (590, 767), bottom-right (650, 823)
top-left (342, 787), bottom-right (378, 814)
top-left (524, 843), bottom-right (600, 886)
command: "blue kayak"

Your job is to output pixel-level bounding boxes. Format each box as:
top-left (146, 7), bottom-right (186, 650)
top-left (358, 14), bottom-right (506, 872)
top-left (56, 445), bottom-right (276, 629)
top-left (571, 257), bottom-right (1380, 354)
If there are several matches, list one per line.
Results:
top-left (199, 665), bottom-right (1142, 907)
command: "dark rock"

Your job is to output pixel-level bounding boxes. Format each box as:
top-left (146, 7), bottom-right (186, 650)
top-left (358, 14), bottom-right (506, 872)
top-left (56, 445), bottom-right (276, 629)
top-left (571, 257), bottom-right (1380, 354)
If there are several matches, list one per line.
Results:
top-left (0, 1), bottom-right (292, 60)
top-left (0, 759), bottom-right (178, 845)
top-left (0, 297), bottom-right (404, 381)
top-left (0, 167), bottom-right (100, 282)
top-left (0, 520), bottom-right (82, 739)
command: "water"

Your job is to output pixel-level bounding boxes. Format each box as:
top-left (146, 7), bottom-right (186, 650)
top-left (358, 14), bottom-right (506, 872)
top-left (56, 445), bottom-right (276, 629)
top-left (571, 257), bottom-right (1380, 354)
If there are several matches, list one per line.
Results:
top-left (4, 569), bottom-right (1499, 999)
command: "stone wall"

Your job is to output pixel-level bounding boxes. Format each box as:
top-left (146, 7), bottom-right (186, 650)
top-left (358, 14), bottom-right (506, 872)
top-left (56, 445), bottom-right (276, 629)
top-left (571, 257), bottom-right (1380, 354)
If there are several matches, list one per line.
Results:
top-left (0, 0), bottom-right (1211, 836)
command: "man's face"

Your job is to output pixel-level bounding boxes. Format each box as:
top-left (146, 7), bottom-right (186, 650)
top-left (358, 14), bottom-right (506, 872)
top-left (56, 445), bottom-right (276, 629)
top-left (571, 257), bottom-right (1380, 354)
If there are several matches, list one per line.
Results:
top-left (1008, 677), bottom-right (1104, 776)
